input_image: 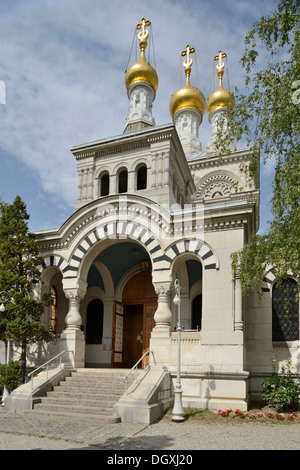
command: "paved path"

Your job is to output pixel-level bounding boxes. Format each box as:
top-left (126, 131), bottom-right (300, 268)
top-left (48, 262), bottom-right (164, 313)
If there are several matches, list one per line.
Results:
top-left (0, 408), bottom-right (300, 451)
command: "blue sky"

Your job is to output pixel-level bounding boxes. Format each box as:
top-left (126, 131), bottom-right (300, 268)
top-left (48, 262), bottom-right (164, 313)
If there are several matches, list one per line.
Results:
top-left (0, 0), bottom-right (277, 232)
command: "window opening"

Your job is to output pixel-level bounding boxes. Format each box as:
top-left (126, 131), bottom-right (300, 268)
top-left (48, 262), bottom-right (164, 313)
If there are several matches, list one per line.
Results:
top-left (192, 294), bottom-right (202, 330)
top-left (86, 299), bottom-right (104, 344)
top-left (101, 172), bottom-right (109, 196)
top-left (118, 169), bottom-right (128, 193)
top-left (137, 165), bottom-right (147, 190)
top-left (50, 285), bottom-right (58, 334)
top-left (272, 279), bottom-right (299, 341)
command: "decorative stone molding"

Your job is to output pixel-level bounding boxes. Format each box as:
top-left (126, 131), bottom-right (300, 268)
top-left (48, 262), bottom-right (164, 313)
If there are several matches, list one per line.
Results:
top-left (64, 288), bottom-right (86, 330)
top-left (196, 172), bottom-right (237, 201)
top-left (153, 284), bottom-right (172, 329)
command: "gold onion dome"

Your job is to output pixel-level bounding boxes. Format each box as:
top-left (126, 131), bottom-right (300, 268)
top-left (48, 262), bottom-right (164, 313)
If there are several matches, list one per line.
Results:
top-left (125, 18), bottom-right (158, 95)
top-left (170, 45), bottom-right (205, 119)
top-left (206, 50), bottom-right (235, 118)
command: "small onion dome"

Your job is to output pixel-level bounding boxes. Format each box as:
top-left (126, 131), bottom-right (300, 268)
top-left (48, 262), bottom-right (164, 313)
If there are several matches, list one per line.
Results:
top-left (125, 22), bottom-right (158, 95)
top-left (125, 54), bottom-right (158, 94)
top-left (206, 83), bottom-right (235, 118)
top-left (206, 51), bottom-right (235, 118)
top-left (169, 47), bottom-right (205, 119)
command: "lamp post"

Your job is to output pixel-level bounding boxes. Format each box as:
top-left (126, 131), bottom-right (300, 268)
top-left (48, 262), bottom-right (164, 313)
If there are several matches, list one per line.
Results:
top-left (172, 278), bottom-right (185, 422)
top-left (0, 298), bottom-right (9, 406)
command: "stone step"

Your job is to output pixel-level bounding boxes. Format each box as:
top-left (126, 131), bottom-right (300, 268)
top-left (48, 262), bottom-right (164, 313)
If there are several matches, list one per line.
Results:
top-left (63, 377), bottom-right (127, 386)
top-left (41, 395), bottom-right (119, 407)
top-left (30, 408), bottom-right (121, 423)
top-left (32, 368), bottom-right (134, 422)
top-left (48, 390), bottom-right (124, 400)
top-left (55, 385), bottom-right (125, 395)
top-left (33, 401), bottom-right (117, 416)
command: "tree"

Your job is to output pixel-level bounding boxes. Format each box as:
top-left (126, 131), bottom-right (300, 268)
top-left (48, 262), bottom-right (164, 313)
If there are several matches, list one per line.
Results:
top-left (0, 196), bottom-right (52, 383)
top-left (226, 0), bottom-right (300, 299)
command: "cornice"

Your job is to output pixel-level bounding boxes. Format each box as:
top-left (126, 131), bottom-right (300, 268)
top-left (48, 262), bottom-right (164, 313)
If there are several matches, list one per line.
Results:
top-left (188, 148), bottom-right (258, 170)
top-left (71, 123), bottom-right (178, 160)
top-left (36, 194), bottom-right (258, 254)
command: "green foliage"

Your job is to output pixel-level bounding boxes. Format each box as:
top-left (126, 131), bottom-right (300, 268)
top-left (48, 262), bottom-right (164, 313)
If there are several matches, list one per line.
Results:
top-left (225, 0), bottom-right (300, 296)
top-left (0, 360), bottom-right (22, 393)
top-left (262, 360), bottom-right (300, 411)
top-left (0, 196), bottom-right (52, 381)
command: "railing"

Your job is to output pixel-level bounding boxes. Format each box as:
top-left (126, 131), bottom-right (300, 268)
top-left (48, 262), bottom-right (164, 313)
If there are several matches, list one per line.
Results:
top-left (123, 349), bottom-right (154, 395)
top-left (28, 350), bottom-right (76, 389)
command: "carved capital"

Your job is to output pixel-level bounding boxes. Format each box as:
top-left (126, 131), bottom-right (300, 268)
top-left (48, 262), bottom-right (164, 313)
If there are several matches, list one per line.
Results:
top-left (64, 288), bottom-right (86, 330)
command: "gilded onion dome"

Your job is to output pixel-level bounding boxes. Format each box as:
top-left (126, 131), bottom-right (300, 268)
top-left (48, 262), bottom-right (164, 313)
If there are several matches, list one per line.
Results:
top-left (206, 50), bottom-right (235, 118)
top-left (125, 18), bottom-right (158, 95)
top-left (170, 45), bottom-right (205, 119)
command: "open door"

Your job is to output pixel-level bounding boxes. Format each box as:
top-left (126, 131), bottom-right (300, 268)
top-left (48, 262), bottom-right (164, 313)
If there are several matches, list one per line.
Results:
top-left (112, 269), bottom-right (157, 369)
top-left (111, 301), bottom-right (124, 367)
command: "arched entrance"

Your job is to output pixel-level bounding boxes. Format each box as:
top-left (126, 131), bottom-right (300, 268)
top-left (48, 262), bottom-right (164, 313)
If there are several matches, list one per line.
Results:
top-left (112, 267), bottom-right (157, 368)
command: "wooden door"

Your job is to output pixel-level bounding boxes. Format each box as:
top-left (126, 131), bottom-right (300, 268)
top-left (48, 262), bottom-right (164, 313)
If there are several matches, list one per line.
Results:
top-left (112, 269), bottom-right (157, 368)
top-left (111, 301), bottom-right (124, 367)
top-left (122, 304), bottom-right (143, 368)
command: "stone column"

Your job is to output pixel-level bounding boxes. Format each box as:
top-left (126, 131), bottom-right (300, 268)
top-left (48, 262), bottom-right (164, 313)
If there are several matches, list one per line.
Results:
top-left (64, 289), bottom-right (85, 329)
top-left (150, 152), bottom-right (157, 188)
top-left (60, 287), bottom-right (86, 368)
top-left (234, 272), bottom-right (243, 332)
top-left (87, 167), bottom-right (94, 200)
top-left (150, 283), bottom-right (173, 365)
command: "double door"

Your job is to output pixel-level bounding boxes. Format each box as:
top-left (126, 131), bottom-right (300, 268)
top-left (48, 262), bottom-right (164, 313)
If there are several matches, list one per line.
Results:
top-left (112, 301), bottom-right (156, 368)
top-left (111, 270), bottom-right (157, 368)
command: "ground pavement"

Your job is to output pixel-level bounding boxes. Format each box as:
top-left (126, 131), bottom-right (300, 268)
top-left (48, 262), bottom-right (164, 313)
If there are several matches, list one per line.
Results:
top-left (0, 408), bottom-right (300, 451)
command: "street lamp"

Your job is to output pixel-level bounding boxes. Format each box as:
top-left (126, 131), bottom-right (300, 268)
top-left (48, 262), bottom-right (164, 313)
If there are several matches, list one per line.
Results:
top-left (0, 297), bottom-right (9, 406)
top-left (172, 278), bottom-right (185, 422)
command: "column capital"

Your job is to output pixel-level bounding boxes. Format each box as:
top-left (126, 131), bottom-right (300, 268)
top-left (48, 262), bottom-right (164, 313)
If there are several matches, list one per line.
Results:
top-left (63, 286), bottom-right (86, 330)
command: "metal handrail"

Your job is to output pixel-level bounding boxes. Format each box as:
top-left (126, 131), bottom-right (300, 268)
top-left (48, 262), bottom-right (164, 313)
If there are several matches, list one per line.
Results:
top-left (123, 349), bottom-right (154, 395)
top-left (28, 350), bottom-right (76, 389)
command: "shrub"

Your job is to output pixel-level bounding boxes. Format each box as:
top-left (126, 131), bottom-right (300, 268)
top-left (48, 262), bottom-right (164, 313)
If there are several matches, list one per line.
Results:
top-left (262, 360), bottom-right (300, 412)
top-left (0, 360), bottom-right (22, 393)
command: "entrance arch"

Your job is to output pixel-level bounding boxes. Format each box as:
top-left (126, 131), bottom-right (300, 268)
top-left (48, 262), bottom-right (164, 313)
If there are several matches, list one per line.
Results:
top-left (112, 268), bottom-right (157, 368)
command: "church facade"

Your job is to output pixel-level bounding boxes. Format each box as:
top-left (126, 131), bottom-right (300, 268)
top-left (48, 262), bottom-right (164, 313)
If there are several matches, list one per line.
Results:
top-left (32, 18), bottom-right (299, 420)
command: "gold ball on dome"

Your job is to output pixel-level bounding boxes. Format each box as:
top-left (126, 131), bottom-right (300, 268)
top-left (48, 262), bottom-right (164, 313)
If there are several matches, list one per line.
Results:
top-left (206, 84), bottom-right (235, 118)
top-left (125, 54), bottom-right (159, 94)
top-left (169, 81), bottom-right (206, 119)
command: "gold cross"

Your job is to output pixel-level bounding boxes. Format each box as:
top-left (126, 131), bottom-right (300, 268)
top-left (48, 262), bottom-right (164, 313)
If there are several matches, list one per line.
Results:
top-left (137, 17), bottom-right (151, 41)
top-left (181, 45), bottom-right (195, 69)
top-left (214, 50), bottom-right (227, 75)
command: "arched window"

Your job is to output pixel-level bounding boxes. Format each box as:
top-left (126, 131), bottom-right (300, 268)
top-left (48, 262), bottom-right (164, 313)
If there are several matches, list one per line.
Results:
top-left (272, 278), bottom-right (299, 341)
top-left (50, 285), bottom-right (58, 334)
top-left (137, 165), bottom-right (147, 190)
top-left (100, 172), bottom-right (109, 196)
top-left (192, 294), bottom-right (202, 330)
top-left (118, 169), bottom-right (128, 193)
top-left (86, 299), bottom-right (104, 344)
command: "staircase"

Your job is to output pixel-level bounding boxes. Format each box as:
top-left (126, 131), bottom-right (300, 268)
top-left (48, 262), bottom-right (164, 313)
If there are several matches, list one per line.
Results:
top-left (32, 368), bottom-right (135, 423)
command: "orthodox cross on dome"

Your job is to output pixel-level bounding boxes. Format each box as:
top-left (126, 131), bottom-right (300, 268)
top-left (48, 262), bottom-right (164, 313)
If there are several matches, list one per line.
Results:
top-left (214, 50), bottom-right (227, 80)
top-left (137, 17), bottom-right (151, 41)
top-left (181, 44), bottom-right (195, 72)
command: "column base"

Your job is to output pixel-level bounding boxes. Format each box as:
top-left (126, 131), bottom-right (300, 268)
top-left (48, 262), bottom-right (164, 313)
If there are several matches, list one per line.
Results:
top-left (60, 328), bottom-right (85, 368)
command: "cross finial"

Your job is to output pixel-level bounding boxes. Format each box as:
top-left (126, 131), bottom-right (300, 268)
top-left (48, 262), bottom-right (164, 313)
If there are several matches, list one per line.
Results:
top-left (136, 17), bottom-right (151, 55)
top-left (181, 45), bottom-right (195, 71)
top-left (214, 50), bottom-right (227, 79)
top-left (137, 17), bottom-right (151, 41)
